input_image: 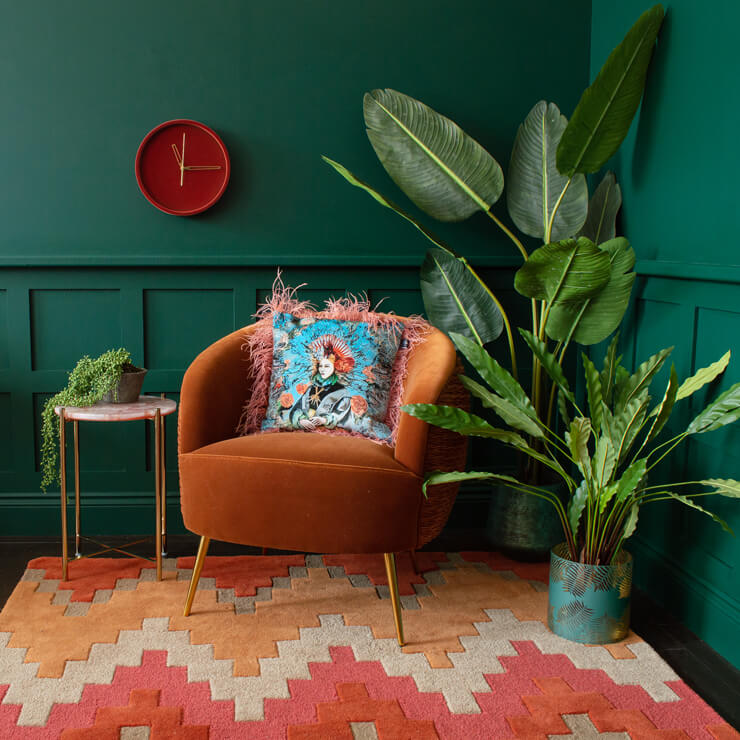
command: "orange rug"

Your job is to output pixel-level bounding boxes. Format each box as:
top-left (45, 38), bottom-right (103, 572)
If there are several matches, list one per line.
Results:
top-left (0, 552), bottom-right (737, 738)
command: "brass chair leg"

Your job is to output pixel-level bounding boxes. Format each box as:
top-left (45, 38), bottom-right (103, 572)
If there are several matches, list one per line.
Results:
top-left (183, 536), bottom-right (210, 616)
top-left (384, 552), bottom-right (405, 647)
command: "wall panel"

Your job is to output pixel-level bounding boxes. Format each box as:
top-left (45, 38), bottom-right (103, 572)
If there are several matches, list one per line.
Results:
top-left (623, 270), bottom-right (740, 668)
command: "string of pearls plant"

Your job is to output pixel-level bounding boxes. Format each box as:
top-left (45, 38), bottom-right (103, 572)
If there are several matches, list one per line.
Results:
top-left (40, 348), bottom-right (133, 492)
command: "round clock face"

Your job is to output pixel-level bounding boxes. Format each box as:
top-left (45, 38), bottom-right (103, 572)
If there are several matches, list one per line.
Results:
top-left (135, 119), bottom-right (230, 216)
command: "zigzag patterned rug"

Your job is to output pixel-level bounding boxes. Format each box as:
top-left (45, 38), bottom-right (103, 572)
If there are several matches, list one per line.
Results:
top-left (0, 552), bottom-right (737, 739)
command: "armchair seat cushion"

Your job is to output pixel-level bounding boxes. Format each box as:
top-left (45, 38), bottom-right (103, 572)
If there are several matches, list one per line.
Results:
top-left (179, 432), bottom-right (423, 553)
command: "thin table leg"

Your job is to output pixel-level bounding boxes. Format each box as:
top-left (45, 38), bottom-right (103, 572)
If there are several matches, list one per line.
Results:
top-left (59, 411), bottom-right (68, 582)
top-left (160, 393), bottom-right (167, 557)
top-left (154, 409), bottom-right (162, 581)
top-left (74, 420), bottom-right (81, 558)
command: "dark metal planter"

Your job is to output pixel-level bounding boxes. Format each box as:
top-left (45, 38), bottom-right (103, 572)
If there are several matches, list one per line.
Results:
top-left (486, 483), bottom-right (564, 561)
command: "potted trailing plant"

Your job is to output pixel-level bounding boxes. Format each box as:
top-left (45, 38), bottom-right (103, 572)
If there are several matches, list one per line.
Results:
top-left (40, 348), bottom-right (145, 492)
top-left (324, 6), bottom-right (664, 555)
top-left (402, 331), bottom-right (740, 643)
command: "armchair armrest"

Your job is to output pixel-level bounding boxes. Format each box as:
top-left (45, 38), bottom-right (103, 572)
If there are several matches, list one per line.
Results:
top-left (178, 325), bottom-right (256, 455)
top-left (393, 328), bottom-right (457, 475)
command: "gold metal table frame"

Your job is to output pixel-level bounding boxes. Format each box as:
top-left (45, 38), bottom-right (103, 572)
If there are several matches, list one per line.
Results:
top-left (55, 394), bottom-right (177, 582)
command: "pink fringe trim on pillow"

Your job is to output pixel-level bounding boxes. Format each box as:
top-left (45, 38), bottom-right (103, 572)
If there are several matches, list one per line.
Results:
top-left (236, 272), bottom-right (431, 446)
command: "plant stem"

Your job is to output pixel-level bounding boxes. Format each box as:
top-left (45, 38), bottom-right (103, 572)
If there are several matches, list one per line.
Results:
top-left (646, 433), bottom-right (689, 473)
top-left (545, 178), bottom-right (573, 245)
top-left (485, 210), bottom-right (529, 261)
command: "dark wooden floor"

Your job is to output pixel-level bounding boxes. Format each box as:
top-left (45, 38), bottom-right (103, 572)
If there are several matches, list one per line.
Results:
top-left (1, 532), bottom-right (738, 730)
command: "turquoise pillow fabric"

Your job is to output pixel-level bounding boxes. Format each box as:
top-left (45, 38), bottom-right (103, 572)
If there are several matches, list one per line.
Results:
top-left (261, 313), bottom-right (403, 441)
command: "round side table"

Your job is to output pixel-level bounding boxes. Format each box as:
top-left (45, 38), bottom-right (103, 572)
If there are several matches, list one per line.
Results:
top-left (54, 394), bottom-right (177, 581)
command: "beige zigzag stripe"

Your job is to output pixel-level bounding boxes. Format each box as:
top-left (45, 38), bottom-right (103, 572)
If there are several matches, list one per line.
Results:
top-left (0, 608), bottom-right (679, 727)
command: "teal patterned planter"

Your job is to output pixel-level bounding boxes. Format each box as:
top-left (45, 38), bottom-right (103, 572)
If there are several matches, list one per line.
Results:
top-left (547, 543), bottom-right (632, 644)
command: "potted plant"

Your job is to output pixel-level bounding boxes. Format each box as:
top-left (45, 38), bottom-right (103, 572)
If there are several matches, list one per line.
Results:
top-left (323, 6), bottom-right (665, 555)
top-left (40, 348), bottom-right (145, 492)
top-left (402, 331), bottom-right (740, 643)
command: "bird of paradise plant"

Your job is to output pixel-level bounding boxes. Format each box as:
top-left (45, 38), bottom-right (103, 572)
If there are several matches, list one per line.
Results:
top-left (324, 6), bottom-right (665, 474)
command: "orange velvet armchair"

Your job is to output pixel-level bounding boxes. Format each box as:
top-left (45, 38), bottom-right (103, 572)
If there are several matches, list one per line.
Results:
top-left (178, 322), bottom-right (468, 645)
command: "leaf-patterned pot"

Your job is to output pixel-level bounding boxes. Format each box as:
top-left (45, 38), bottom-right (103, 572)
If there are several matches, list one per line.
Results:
top-left (547, 543), bottom-right (632, 644)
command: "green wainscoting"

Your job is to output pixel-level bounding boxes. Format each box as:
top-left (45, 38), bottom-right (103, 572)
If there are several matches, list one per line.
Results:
top-left (619, 268), bottom-right (740, 668)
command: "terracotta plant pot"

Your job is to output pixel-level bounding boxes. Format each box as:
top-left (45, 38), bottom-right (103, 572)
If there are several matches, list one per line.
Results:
top-left (101, 366), bottom-right (147, 404)
top-left (547, 542), bottom-right (632, 644)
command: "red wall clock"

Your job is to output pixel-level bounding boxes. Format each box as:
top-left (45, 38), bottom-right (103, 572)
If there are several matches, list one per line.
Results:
top-left (135, 119), bottom-right (230, 216)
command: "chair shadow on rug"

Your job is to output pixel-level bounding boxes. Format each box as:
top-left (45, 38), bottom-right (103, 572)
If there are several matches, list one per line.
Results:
top-left (177, 322), bottom-right (468, 646)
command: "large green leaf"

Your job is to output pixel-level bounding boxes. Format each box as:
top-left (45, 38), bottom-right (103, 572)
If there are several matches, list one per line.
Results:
top-left (566, 417), bottom-right (593, 481)
top-left (507, 101), bottom-right (587, 241)
top-left (401, 403), bottom-right (526, 445)
top-left (582, 353), bottom-right (604, 431)
top-left (322, 156), bottom-right (452, 252)
top-left (621, 504), bottom-right (640, 542)
top-left (458, 375), bottom-right (544, 438)
top-left (514, 237), bottom-right (611, 305)
top-left (556, 4), bottom-right (665, 176)
top-left (601, 390), bottom-right (650, 465)
top-left (578, 171), bottom-right (622, 244)
top-left (600, 332), bottom-right (621, 406)
top-left (423, 470), bottom-right (521, 496)
top-left (660, 491), bottom-right (733, 534)
top-left (699, 479), bottom-right (740, 498)
top-left (614, 389), bottom-right (650, 463)
top-left (616, 458), bottom-right (647, 503)
top-left (645, 365), bottom-right (678, 442)
top-left (592, 436), bottom-right (617, 489)
top-left (545, 238), bottom-right (636, 345)
top-left (597, 481), bottom-right (619, 515)
top-left (364, 88), bottom-right (504, 222)
top-left (450, 332), bottom-right (537, 419)
top-left (676, 351), bottom-right (731, 402)
top-left (518, 329), bottom-right (575, 403)
top-left (614, 346), bottom-right (673, 413)
top-left (558, 389), bottom-right (572, 428)
top-left (567, 480), bottom-right (589, 540)
top-left (421, 247), bottom-right (504, 345)
top-left (686, 382), bottom-right (740, 435)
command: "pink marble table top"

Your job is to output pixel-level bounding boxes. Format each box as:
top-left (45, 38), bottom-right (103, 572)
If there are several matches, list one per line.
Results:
top-left (54, 395), bottom-right (177, 422)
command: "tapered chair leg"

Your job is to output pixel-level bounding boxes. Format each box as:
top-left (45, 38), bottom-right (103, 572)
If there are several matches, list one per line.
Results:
top-left (384, 552), bottom-right (405, 647)
top-left (183, 536), bottom-right (210, 616)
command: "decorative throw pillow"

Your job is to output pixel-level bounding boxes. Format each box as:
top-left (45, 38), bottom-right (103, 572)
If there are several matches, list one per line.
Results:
top-left (237, 273), bottom-right (431, 444)
top-left (261, 313), bottom-right (403, 441)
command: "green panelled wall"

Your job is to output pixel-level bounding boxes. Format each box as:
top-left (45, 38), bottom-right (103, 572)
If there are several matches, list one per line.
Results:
top-left (591, 1), bottom-right (740, 667)
top-left (0, 2), bottom-right (591, 534)
top-left (0, 0), bottom-right (591, 267)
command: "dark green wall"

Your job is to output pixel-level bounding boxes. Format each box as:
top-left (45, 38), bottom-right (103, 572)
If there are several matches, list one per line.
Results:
top-left (1, 0), bottom-right (591, 266)
top-left (591, 1), bottom-right (740, 667)
top-left (0, 3), bottom-right (591, 532)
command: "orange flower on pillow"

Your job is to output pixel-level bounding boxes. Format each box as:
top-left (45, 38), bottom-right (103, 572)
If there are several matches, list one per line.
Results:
top-left (296, 383), bottom-right (310, 395)
top-left (280, 392), bottom-right (294, 408)
top-left (351, 395), bottom-right (368, 416)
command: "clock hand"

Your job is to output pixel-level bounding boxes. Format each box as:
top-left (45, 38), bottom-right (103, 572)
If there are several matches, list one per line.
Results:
top-left (183, 165), bottom-right (222, 170)
top-left (180, 133), bottom-right (186, 187)
top-left (171, 144), bottom-right (182, 167)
